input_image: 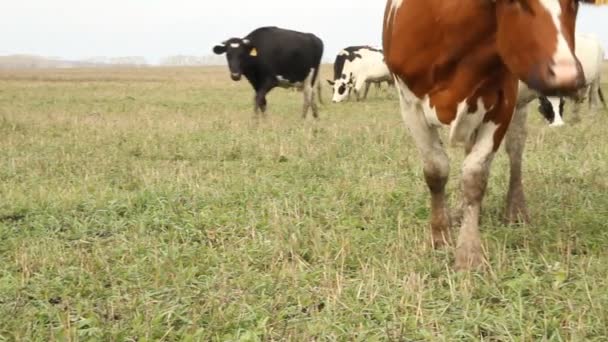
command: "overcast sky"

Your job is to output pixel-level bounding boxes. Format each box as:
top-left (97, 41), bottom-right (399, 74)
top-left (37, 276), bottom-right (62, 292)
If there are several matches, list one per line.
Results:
top-left (2, 0), bottom-right (607, 64)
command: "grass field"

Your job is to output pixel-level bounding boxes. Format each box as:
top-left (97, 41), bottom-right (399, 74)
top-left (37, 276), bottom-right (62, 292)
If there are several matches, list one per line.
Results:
top-left (0, 64), bottom-right (607, 341)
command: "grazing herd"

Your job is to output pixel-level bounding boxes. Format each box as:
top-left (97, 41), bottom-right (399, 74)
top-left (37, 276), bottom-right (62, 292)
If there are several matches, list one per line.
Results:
top-left (213, 0), bottom-right (605, 271)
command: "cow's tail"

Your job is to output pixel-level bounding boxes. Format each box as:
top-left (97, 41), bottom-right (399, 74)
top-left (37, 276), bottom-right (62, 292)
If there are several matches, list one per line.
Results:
top-left (598, 86), bottom-right (606, 109)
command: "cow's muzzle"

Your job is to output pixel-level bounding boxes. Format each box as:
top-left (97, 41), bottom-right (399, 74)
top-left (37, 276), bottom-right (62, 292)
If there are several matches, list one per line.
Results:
top-left (231, 73), bottom-right (242, 81)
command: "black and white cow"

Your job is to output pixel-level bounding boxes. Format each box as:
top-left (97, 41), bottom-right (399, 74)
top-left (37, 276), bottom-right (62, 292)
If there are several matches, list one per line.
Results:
top-left (538, 86), bottom-right (606, 126)
top-left (536, 35), bottom-right (606, 126)
top-left (213, 26), bottom-right (324, 118)
top-left (327, 46), bottom-right (392, 103)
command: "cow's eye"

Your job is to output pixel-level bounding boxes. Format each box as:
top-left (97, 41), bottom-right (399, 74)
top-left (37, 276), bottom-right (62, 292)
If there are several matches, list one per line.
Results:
top-left (338, 84), bottom-right (346, 95)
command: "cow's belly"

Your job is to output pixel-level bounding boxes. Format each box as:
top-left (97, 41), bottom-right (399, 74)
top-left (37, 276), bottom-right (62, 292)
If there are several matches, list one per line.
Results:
top-left (275, 68), bottom-right (316, 89)
top-left (361, 65), bottom-right (391, 83)
top-left (276, 75), bottom-right (304, 89)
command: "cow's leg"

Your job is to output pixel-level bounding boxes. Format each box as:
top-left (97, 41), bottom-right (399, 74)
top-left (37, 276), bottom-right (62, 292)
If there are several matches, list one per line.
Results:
top-left (455, 81), bottom-right (518, 270)
top-left (302, 69), bottom-right (318, 119)
top-left (253, 94), bottom-right (260, 116)
top-left (503, 106), bottom-right (530, 224)
top-left (455, 121), bottom-right (500, 270)
top-left (363, 81), bottom-right (371, 100)
top-left (589, 81), bottom-right (600, 109)
top-left (302, 84), bottom-right (318, 119)
top-left (396, 80), bottom-right (451, 248)
top-left (452, 133), bottom-right (477, 225)
top-left (354, 79), bottom-right (366, 101)
top-left (571, 99), bottom-right (583, 123)
top-left (254, 82), bottom-right (276, 118)
top-left (569, 87), bottom-right (588, 123)
top-left (255, 91), bottom-right (268, 116)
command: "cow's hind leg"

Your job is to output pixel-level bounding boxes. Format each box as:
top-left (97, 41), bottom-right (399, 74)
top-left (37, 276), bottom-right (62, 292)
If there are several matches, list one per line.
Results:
top-left (503, 106), bottom-right (530, 224)
top-left (396, 79), bottom-right (451, 248)
top-left (302, 68), bottom-right (319, 119)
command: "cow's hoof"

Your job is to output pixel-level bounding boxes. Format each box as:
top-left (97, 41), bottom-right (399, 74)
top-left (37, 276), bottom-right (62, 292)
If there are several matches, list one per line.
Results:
top-left (455, 242), bottom-right (484, 271)
top-left (432, 233), bottom-right (450, 249)
top-left (431, 212), bottom-right (451, 249)
top-left (451, 207), bottom-right (463, 226)
top-left (503, 202), bottom-right (530, 225)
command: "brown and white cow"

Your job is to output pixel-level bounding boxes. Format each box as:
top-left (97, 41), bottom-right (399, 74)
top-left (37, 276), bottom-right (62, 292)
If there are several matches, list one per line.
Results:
top-left (383, 0), bottom-right (598, 270)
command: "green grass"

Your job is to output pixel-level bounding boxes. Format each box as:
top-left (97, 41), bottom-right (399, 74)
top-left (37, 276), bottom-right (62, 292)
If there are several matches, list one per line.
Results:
top-left (0, 66), bottom-right (607, 341)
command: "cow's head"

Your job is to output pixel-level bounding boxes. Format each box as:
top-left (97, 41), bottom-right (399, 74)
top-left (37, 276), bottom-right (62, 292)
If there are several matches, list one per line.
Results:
top-left (213, 38), bottom-right (256, 81)
top-left (538, 96), bottom-right (565, 126)
top-left (495, 0), bottom-right (597, 96)
top-left (327, 73), bottom-right (355, 103)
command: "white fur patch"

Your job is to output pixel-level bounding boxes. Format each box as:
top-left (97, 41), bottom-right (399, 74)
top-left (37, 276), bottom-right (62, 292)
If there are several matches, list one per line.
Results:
top-left (230, 43), bottom-right (240, 48)
top-left (462, 121), bottom-right (499, 175)
top-left (395, 76), bottom-right (491, 148)
top-left (538, 0), bottom-right (576, 65)
top-left (386, 0), bottom-right (405, 27)
top-left (449, 99), bottom-right (487, 146)
top-left (276, 75), bottom-right (303, 89)
top-left (548, 97), bottom-right (564, 125)
top-left (395, 76), bottom-right (449, 176)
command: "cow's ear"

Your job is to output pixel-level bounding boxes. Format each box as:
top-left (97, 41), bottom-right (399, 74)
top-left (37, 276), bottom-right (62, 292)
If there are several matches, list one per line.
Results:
top-left (327, 80), bottom-right (335, 86)
top-left (213, 44), bottom-right (226, 55)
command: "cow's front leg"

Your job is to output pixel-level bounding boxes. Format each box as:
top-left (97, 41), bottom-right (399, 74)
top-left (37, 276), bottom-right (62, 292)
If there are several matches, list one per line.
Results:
top-left (253, 95), bottom-right (261, 116)
top-left (363, 81), bottom-right (371, 100)
top-left (396, 80), bottom-right (451, 248)
top-left (455, 83), bottom-right (517, 270)
top-left (455, 121), bottom-right (499, 271)
top-left (504, 106), bottom-right (530, 224)
top-left (354, 79), bottom-right (366, 102)
top-left (254, 92), bottom-right (268, 117)
top-left (254, 84), bottom-right (274, 118)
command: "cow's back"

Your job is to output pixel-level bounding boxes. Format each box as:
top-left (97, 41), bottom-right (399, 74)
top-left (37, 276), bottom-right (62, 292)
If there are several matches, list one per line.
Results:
top-left (246, 27), bottom-right (323, 82)
top-left (351, 49), bottom-right (389, 80)
top-left (575, 35), bottom-right (604, 84)
top-left (333, 46), bottom-right (372, 80)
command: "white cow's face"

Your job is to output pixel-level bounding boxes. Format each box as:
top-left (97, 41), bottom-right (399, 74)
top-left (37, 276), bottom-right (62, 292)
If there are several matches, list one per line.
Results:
top-left (537, 96), bottom-right (565, 126)
top-left (328, 73), bottom-right (354, 103)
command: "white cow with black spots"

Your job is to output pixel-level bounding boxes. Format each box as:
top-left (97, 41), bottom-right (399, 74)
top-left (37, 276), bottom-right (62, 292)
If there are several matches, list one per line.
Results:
top-left (327, 46), bottom-right (392, 103)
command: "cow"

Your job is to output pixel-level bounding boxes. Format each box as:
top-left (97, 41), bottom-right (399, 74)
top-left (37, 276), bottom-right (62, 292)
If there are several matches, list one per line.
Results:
top-left (537, 34), bottom-right (606, 125)
top-left (383, 0), bottom-right (598, 270)
top-left (213, 26), bottom-right (324, 119)
top-left (327, 46), bottom-right (392, 103)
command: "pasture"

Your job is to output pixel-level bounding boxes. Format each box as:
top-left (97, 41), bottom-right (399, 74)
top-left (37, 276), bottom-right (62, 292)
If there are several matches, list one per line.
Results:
top-left (0, 65), bottom-right (607, 340)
